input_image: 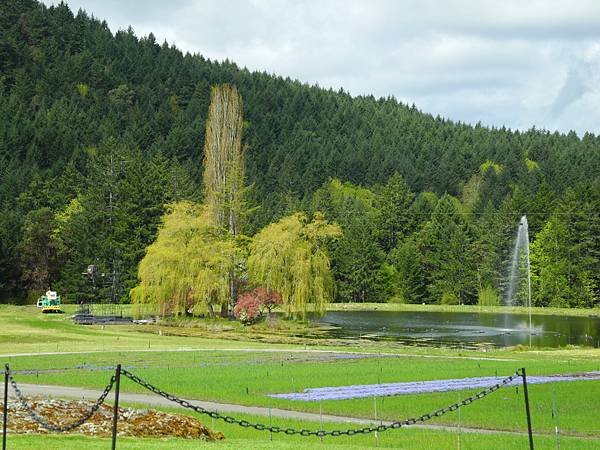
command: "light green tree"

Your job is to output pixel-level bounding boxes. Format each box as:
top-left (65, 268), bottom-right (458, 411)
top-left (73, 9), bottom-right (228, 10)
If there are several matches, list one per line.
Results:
top-left (130, 201), bottom-right (244, 316)
top-left (247, 213), bottom-right (341, 319)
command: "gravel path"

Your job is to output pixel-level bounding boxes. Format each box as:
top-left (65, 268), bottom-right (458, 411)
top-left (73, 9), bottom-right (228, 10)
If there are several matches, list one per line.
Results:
top-left (0, 382), bottom-right (541, 437)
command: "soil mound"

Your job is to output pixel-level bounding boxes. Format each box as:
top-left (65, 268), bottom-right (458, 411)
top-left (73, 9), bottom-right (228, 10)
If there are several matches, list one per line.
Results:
top-left (1, 398), bottom-right (224, 440)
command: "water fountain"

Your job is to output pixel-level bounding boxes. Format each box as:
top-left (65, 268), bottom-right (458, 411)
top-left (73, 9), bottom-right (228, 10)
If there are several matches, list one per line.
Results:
top-left (506, 215), bottom-right (532, 344)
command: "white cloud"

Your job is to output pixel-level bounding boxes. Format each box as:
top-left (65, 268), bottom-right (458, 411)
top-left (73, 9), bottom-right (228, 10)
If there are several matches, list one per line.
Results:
top-left (42, 0), bottom-right (600, 134)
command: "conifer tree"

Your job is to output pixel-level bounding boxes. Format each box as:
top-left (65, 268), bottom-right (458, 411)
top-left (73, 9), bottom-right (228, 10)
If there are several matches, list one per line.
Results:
top-left (374, 172), bottom-right (415, 252)
top-left (418, 195), bottom-right (478, 304)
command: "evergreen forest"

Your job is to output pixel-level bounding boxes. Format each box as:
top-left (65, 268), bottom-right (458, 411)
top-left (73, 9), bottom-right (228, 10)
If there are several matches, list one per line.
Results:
top-left (1, 0), bottom-right (599, 309)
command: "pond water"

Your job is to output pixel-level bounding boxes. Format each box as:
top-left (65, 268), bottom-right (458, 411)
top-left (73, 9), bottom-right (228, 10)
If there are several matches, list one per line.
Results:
top-left (315, 310), bottom-right (600, 349)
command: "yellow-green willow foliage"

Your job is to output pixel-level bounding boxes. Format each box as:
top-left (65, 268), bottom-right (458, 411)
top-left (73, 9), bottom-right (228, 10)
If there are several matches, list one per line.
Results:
top-left (130, 201), bottom-right (244, 317)
top-left (202, 84), bottom-right (246, 235)
top-left (247, 213), bottom-right (341, 320)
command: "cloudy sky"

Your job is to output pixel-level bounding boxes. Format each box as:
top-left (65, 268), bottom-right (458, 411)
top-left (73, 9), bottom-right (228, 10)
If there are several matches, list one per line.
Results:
top-left (43, 0), bottom-right (600, 135)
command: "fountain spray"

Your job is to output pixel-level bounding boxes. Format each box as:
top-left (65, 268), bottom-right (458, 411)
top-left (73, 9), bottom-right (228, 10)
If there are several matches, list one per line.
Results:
top-left (506, 216), bottom-right (532, 344)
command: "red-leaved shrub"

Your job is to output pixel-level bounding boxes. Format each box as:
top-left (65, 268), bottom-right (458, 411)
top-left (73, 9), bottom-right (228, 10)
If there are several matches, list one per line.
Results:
top-left (251, 287), bottom-right (283, 313)
top-left (234, 294), bottom-right (262, 324)
top-left (234, 287), bottom-right (283, 324)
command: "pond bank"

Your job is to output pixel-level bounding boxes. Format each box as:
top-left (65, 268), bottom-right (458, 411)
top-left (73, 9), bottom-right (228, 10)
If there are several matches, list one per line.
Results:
top-left (324, 302), bottom-right (600, 317)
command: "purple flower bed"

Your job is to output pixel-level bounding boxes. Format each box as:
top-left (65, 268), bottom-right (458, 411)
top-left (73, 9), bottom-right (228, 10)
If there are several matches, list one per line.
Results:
top-left (270, 372), bottom-right (600, 402)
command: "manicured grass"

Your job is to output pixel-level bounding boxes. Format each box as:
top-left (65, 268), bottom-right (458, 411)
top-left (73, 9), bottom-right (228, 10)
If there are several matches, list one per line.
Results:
top-left (0, 305), bottom-right (305, 355)
top-left (7, 348), bottom-right (600, 437)
top-left (2, 304), bottom-right (600, 448)
top-left (6, 412), bottom-right (600, 450)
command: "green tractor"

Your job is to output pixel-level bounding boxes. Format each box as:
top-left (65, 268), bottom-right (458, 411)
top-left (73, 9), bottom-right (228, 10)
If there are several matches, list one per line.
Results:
top-left (36, 290), bottom-right (62, 313)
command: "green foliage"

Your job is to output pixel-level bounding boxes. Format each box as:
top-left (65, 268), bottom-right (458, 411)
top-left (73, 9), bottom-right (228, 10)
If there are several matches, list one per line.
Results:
top-left (530, 182), bottom-right (599, 308)
top-left (415, 194), bottom-right (478, 305)
top-left (480, 160), bottom-right (504, 175)
top-left (0, 0), bottom-right (598, 308)
top-left (76, 83), bottom-right (89, 97)
top-left (247, 213), bottom-right (341, 319)
top-left (54, 139), bottom-right (196, 303)
top-left (309, 178), bottom-right (387, 303)
top-left (462, 160), bottom-right (503, 213)
top-left (310, 178), bottom-right (377, 222)
top-left (131, 201), bottom-right (245, 316)
top-left (387, 236), bottom-right (426, 304)
top-left (440, 292), bottom-right (460, 305)
top-left (410, 192), bottom-right (439, 228)
top-left (373, 172), bottom-right (415, 252)
top-left (16, 208), bottom-right (63, 291)
top-left (470, 201), bottom-right (513, 299)
top-left (525, 158), bottom-right (539, 172)
top-left (477, 285), bottom-right (500, 307)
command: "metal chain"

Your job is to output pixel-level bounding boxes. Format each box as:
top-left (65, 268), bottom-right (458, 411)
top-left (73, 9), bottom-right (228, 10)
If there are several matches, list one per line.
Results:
top-left (7, 369), bottom-right (116, 433)
top-left (121, 368), bottom-right (521, 437)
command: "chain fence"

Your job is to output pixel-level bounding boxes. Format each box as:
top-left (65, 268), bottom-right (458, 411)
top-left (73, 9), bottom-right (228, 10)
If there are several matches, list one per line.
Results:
top-left (120, 368), bottom-right (521, 437)
top-left (6, 367), bottom-right (115, 433)
top-left (2, 364), bottom-right (532, 448)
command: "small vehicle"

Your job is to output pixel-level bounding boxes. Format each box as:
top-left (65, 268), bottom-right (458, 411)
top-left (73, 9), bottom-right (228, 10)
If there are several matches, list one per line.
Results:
top-left (36, 290), bottom-right (62, 313)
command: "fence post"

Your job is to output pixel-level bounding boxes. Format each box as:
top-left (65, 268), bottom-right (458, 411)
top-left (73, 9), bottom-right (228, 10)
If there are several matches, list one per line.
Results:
top-left (521, 367), bottom-right (534, 450)
top-left (111, 364), bottom-right (121, 450)
top-left (3, 364), bottom-right (8, 450)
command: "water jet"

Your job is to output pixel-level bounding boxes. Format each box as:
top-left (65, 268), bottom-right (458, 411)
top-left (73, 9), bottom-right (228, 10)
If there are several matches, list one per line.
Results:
top-left (505, 215), bottom-right (532, 344)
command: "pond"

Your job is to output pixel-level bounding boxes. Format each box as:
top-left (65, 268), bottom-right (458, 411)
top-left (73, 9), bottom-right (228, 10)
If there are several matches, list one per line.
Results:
top-left (315, 310), bottom-right (600, 349)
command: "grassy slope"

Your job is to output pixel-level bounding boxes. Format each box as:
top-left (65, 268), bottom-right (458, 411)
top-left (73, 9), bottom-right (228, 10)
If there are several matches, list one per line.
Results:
top-left (2, 305), bottom-right (600, 448)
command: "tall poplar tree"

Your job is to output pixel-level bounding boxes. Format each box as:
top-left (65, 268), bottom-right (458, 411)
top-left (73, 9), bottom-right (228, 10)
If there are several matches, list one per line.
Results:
top-left (202, 84), bottom-right (247, 315)
top-left (202, 84), bottom-right (246, 235)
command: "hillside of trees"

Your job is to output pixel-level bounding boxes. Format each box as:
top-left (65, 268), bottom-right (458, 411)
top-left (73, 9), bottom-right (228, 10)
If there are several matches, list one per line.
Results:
top-left (1, 0), bottom-right (598, 308)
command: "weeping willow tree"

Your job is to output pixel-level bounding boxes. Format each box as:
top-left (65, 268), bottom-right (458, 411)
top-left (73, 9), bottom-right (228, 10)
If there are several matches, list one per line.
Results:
top-left (247, 213), bottom-right (341, 320)
top-left (130, 201), bottom-right (243, 317)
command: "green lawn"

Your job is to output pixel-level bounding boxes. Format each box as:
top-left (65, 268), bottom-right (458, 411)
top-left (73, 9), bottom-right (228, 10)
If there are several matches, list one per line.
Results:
top-left (7, 349), bottom-right (600, 437)
top-left (2, 305), bottom-right (600, 448)
top-left (6, 415), bottom-right (599, 450)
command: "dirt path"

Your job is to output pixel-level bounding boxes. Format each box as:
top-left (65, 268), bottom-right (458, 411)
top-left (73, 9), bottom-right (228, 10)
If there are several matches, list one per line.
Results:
top-left (0, 382), bottom-right (550, 437)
